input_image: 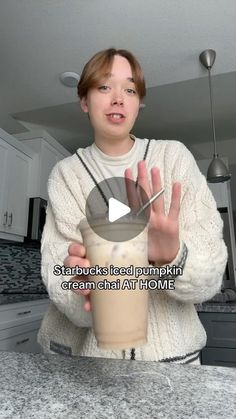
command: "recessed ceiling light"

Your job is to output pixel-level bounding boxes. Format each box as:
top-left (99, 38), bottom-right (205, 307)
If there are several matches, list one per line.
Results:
top-left (59, 72), bottom-right (80, 87)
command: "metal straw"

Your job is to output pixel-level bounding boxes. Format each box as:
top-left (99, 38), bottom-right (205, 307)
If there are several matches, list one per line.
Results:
top-left (136, 188), bottom-right (165, 216)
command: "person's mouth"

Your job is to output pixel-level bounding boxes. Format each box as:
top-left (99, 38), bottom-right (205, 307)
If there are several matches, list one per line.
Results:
top-left (106, 113), bottom-right (126, 123)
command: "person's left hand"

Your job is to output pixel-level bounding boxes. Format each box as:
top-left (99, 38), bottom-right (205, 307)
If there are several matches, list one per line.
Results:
top-left (124, 161), bottom-right (181, 265)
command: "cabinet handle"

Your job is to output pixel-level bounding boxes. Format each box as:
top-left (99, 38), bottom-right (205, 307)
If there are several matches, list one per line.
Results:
top-left (8, 212), bottom-right (13, 226)
top-left (17, 310), bottom-right (32, 316)
top-left (3, 211), bottom-right (8, 226)
top-left (16, 338), bottom-right (30, 345)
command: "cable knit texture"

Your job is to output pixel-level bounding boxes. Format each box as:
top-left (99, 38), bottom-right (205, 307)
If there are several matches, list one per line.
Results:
top-left (38, 137), bottom-right (228, 363)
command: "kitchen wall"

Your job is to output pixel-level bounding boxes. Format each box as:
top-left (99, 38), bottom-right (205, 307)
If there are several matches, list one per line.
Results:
top-left (0, 239), bottom-right (47, 294)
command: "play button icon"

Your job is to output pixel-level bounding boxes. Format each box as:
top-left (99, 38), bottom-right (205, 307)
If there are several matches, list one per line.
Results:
top-left (108, 198), bottom-right (131, 222)
top-left (84, 176), bottom-right (150, 242)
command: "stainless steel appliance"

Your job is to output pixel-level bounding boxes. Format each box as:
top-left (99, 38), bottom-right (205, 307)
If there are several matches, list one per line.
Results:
top-left (218, 207), bottom-right (236, 290)
top-left (25, 197), bottom-right (47, 242)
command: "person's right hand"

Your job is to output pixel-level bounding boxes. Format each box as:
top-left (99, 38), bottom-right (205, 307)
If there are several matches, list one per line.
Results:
top-left (64, 242), bottom-right (92, 312)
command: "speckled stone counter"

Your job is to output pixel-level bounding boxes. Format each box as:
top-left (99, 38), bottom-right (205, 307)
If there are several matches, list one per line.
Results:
top-left (0, 294), bottom-right (49, 306)
top-left (0, 351), bottom-right (236, 419)
top-left (195, 302), bottom-right (236, 313)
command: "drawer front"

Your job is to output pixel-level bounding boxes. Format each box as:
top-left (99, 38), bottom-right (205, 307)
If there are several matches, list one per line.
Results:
top-left (0, 300), bottom-right (49, 330)
top-left (0, 320), bottom-right (43, 353)
top-left (201, 347), bottom-right (236, 367)
top-left (0, 330), bottom-right (41, 353)
top-left (198, 312), bottom-right (236, 348)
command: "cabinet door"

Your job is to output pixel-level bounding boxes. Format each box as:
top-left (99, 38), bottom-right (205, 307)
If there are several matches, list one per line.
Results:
top-left (0, 299), bottom-right (49, 330)
top-left (201, 347), bottom-right (236, 367)
top-left (0, 320), bottom-right (43, 353)
top-left (0, 139), bottom-right (31, 238)
top-left (39, 141), bottom-right (58, 200)
top-left (6, 150), bottom-right (31, 236)
top-left (0, 139), bottom-right (11, 232)
top-left (197, 158), bottom-right (230, 207)
top-left (208, 183), bottom-right (229, 208)
top-left (199, 312), bottom-right (236, 348)
top-left (0, 329), bottom-right (42, 353)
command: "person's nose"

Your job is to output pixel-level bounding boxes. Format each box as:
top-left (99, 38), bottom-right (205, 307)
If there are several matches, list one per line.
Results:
top-left (111, 90), bottom-right (124, 106)
top-left (111, 97), bottom-right (124, 106)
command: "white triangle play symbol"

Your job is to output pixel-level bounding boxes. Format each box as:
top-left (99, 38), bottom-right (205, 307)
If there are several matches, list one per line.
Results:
top-left (108, 198), bottom-right (131, 222)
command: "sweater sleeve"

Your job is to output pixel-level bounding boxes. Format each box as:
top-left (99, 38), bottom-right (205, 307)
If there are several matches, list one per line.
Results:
top-left (40, 160), bottom-right (93, 328)
top-left (159, 141), bottom-right (228, 304)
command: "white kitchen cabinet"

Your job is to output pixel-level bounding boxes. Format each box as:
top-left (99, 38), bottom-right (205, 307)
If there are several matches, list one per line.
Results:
top-left (0, 139), bottom-right (9, 227)
top-left (0, 299), bottom-right (49, 354)
top-left (0, 134), bottom-right (33, 241)
top-left (14, 130), bottom-right (71, 200)
top-left (0, 128), bottom-right (70, 240)
top-left (0, 299), bottom-right (49, 330)
top-left (0, 320), bottom-right (42, 353)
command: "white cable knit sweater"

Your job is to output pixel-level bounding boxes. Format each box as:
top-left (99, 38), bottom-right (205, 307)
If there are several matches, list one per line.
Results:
top-left (38, 136), bottom-right (228, 364)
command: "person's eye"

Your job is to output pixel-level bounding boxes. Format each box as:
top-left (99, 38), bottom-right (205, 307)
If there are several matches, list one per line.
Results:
top-left (126, 88), bottom-right (136, 95)
top-left (98, 85), bottom-right (110, 91)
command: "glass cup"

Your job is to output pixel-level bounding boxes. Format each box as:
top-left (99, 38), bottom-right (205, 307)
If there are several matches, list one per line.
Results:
top-left (79, 216), bottom-right (149, 350)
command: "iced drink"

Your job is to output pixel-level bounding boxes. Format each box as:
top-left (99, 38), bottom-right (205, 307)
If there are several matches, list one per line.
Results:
top-left (79, 216), bottom-right (149, 350)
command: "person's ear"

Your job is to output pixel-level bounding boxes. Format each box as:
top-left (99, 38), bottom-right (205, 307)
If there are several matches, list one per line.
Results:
top-left (80, 96), bottom-right (89, 113)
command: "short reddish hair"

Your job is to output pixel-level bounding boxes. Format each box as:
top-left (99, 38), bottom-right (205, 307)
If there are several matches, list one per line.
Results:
top-left (77, 48), bottom-right (146, 100)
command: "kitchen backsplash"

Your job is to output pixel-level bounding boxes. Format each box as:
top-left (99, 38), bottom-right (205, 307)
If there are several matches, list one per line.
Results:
top-left (0, 239), bottom-right (47, 294)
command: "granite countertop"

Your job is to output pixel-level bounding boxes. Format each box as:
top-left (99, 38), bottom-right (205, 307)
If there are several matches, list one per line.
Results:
top-left (0, 293), bottom-right (49, 306)
top-left (196, 289), bottom-right (236, 312)
top-left (0, 351), bottom-right (236, 419)
top-left (196, 302), bottom-right (236, 313)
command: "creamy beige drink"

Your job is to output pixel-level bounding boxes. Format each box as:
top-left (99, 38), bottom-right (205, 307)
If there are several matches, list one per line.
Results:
top-left (79, 217), bottom-right (149, 350)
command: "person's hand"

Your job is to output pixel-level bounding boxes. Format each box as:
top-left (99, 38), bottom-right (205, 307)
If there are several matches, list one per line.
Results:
top-left (125, 161), bottom-right (181, 265)
top-left (64, 242), bottom-right (92, 311)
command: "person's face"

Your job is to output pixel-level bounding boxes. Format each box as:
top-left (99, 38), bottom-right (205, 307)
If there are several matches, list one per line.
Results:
top-left (80, 55), bottom-right (141, 140)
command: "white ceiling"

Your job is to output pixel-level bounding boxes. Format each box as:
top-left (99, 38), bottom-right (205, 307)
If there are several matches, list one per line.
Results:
top-left (1, 0), bottom-right (236, 152)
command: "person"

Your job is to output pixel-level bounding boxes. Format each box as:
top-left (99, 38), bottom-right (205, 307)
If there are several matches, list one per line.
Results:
top-left (38, 48), bottom-right (228, 364)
